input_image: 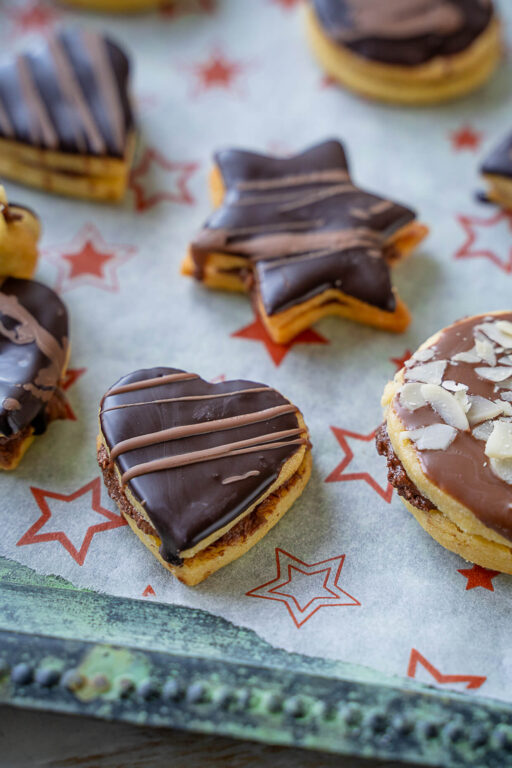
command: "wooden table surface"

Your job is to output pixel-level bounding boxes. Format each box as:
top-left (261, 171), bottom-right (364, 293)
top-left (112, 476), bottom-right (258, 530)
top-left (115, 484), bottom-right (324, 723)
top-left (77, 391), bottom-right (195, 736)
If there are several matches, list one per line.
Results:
top-left (0, 705), bottom-right (421, 768)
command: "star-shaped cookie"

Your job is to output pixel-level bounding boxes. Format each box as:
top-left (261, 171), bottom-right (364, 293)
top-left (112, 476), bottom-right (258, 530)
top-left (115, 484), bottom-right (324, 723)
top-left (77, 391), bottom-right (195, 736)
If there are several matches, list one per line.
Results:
top-left (183, 139), bottom-right (428, 343)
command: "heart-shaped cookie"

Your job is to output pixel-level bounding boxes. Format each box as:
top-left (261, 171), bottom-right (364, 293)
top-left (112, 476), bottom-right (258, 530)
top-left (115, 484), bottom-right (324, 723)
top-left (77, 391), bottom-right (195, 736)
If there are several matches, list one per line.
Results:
top-left (0, 29), bottom-right (136, 201)
top-left (0, 278), bottom-right (69, 469)
top-left (98, 368), bottom-right (311, 585)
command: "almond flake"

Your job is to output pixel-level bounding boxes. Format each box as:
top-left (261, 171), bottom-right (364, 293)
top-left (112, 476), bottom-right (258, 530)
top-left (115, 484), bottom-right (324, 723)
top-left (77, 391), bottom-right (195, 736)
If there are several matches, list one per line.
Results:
top-left (413, 348), bottom-right (435, 363)
top-left (500, 392), bottom-right (512, 402)
top-left (399, 383), bottom-right (427, 412)
top-left (451, 347), bottom-right (480, 364)
top-left (420, 384), bottom-right (469, 431)
top-left (472, 421), bottom-right (495, 441)
top-left (496, 320), bottom-right (512, 338)
top-left (498, 400), bottom-right (512, 416)
top-left (442, 381), bottom-right (468, 392)
top-left (476, 323), bottom-right (512, 350)
top-left (490, 457), bottom-right (512, 485)
top-left (467, 396), bottom-right (504, 427)
top-left (485, 421), bottom-right (512, 459)
top-left (475, 366), bottom-right (512, 382)
top-left (404, 360), bottom-right (447, 386)
top-left (401, 424), bottom-right (457, 451)
top-left (475, 339), bottom-right (497, 366)
top-left (499, 355), bottom-right (512, 366)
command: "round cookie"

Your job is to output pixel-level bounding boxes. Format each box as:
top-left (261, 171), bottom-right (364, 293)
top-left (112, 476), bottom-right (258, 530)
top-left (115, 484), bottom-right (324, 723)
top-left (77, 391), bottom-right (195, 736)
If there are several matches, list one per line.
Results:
top-left (378, 312), bottom-right (512, 573)
top-left (306, 0), bottom-right (502, 105)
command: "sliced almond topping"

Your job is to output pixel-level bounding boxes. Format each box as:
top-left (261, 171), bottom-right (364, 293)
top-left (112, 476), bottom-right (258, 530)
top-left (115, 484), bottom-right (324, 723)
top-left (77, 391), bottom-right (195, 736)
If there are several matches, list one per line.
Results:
top-left (420, 383), bottom-right (469, 431)
top-left (475, 366), bottom-right (512, 382)
top-left (497, 400), bottom-right (512, 416)
top-left (442, 380), bottom-right (468, 392)
top-left (472, 420), bottom-right (495, 441)
top-left (490, 457), bottom-right (512, 485)
top-left (467, 396), bottom-right (504, 427)
top-left (499, 354), bottom-right (512, 366)
top-left (404, 360), bottom-right (447, 386)
top-left (496, 320), bottom-right (512, 338)
top-left (413, 348), bottom-right (435, 363)
top-left (451, 347), bottom-right (480, 364)
top-left (475, 338), bottom-right (497, 366)
top-left (500, 392), bottom-right (512, 402)
top-left (401, 424), bottom-right (457, 451)
top-left (485, 421), bottom-right (512, 459)
top-left (497, 378), bottom-right (512, 391)
top-left (399, 383), bottom-right (427, 412)
top-left (476, 323), bottom-right (512, 350)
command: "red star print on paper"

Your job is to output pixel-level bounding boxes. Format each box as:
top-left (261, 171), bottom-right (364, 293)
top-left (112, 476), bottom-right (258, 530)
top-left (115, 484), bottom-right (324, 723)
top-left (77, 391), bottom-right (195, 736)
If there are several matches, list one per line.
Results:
top-left (231, 314), bottom-right (328, 366)
top-left (61, 367), bottom-right (87, 421)
top-left (326, 426), bottom-right (393, 502)
top-left (188, 49), bottom-right (249, 95)
top-left (450, 125), bottom-right (483, 152)
top-left (45, 224), bottom-right (136, 293)
top-left (407, 649), bottom-right (486, 691)
top-left (17, 478), bottom-right (127, 566)
top-left (142, 584), bottom-right (156, 597)
top-left (129, 148), bottom-right (198, 213)
top-left (160, 0), bottom-right (215, 17)
top-left (455, 211), bottom-right (512, 274)
top-left (271, 0), bottom-right (303, 9)
top-left (391, 349), bottom-right (412, 372)
top-left (458, 564), bottom-right (500, 592)
top-left (8, 1), bottom-right (59, 34)
top-left (246, 548), bottom-right (360, 628)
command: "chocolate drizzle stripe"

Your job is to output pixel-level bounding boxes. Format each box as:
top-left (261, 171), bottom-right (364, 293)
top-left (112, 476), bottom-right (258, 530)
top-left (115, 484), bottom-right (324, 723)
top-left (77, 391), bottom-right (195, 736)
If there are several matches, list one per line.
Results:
top-left (277, 183), bottom-right (355, 212)
top-left (48, 37), bottom-right (105, 155)
top-left (0, 99), bottom-right (14, 138)
top-left (16, 56), bottom-right (59, 149)
top-left (107, 373), bottom-right (199, 397)
top-left (121, 430), bottom-right (306, 485)
top-left (222, 470), bottom-right (261, 485)
top-left (237, 170), bottom-right (349, 190)
top-left (109, 403), bottom-right (297, 461)
top-left (337, 0), bottom-right (464, 42)
top-left (100, 386), bottom-right (272, 413)
top-left (82, 30), bottom-right (125, 156)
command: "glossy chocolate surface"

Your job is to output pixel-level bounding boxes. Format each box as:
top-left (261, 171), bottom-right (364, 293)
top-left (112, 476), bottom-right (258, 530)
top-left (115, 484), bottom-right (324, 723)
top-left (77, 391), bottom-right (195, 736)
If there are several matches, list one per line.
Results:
top-left (394, 313), bottom-right (512, 542)
top-left (0, 278), bottom-right (68, 437)
top-left (192, 140), bottom-right (416, 316)
top-left (312, 0), bottom-right (494, 66)
top-left (481, 130), bottom-right (512, 179)
top-left (0, 28), bottom-right (134, 158)
top-left (100, 368), bottom-right (306, 563)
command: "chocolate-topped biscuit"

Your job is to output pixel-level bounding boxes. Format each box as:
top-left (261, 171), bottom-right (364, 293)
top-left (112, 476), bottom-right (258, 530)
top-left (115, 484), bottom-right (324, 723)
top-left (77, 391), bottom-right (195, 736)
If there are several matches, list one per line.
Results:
top-left (98, 368), bottom-right (312, 585)
top-left (0, 29), bottom-right (136, 201)
top-left (306, 0), bottom-right (501, 104)
top-left (481, 130), bottom-right (512, 209)
top-left (0, 278), bottom-right (69, 469)
top-left (183, 140), bottom-right (428, 344)
top-left (378, 312), bottom-right (512, 573)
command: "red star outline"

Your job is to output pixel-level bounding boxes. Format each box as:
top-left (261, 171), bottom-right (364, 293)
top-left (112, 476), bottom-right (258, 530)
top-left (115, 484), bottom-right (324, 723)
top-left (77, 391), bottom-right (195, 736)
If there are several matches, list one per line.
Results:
top-left (8, 1), bottom-right (59, 34)
top-left (271, 0), bottom-right (303, 8)
top-left (186, 48), bottom-right (250, 96)
top-left (160, 0), bottom-right (216, 17)
top-left (60, 367), bottom-right (87, 421)
top-left (325, 426), bottom-right (393, 502)
top-left (246, 548), bottom-right (360, 628)
top-left (390, 349), bottom-right (412, 372)
top-left (142, 584), bottom-right (156, 597)
top-left (231, 314), bottom-right (328, 366)
top-left (17, 478), bottom-right (127, 566)
top-left (458, 564), bottom-right (500, 592)
top-left (450, 125), bottom-right (483, 152)
top-left (407, 649), bottom-right (486, 690)
top-left (129, 148), bottom-right (199, 213)
top-left (44, 223), bottom-right (136, 293)
top-left (455, 211), bottom-right (512, 274)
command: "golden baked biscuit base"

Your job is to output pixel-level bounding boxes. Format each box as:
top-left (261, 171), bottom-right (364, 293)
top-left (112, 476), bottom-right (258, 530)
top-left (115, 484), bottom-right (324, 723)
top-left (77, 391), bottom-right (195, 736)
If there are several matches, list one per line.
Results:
top-left (482, 174), bottom-right (512, 209)
top-left (0, 200), bottom-right (40, 280)
top-left (97, 419), bottom-right (311, 585)
top-left (60, 0), bottom-right (161, 11)
top-left (0, 134), bottom-right (136, 202)
top-left (305, 4), bottom-right (502, 105)
top-left (382, 315), bottom-right (512, 572)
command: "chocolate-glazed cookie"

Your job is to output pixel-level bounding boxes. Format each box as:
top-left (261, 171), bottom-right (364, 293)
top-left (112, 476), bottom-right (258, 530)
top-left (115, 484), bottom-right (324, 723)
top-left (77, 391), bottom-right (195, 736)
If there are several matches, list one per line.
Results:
top-left (183, 139), bottom-right (428, 344)
top-left (306, 0), bottom-right (501, 104)
top-left (378, 312), bottom-right (512, 574)
top-left (98, 368), bottom-right (312, 585)
top-left (0, 29), bottom-right (136, 201)
top-left (0, 278), bottom-right (69, 469)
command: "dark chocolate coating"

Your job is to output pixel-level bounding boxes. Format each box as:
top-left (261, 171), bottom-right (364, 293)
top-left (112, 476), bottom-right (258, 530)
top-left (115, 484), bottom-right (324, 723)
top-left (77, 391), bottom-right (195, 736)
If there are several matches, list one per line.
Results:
top-left (0, 28), bottom-right (134, 158)
top-left (192, 140), bottom-right (416, 316)
top-left (100, 368), bottom-right (304, 563)
top-left (0, 278), bottom-right (68, 437)
top-left (481, 131), bottom-right (512, 179)
top-left (312, 0), bottom-right (494, 66)
top-left (394, 313), bottom-right (512, 543)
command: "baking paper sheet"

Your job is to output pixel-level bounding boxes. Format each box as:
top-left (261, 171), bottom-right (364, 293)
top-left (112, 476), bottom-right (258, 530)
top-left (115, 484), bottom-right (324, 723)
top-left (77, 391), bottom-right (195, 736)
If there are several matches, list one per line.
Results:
top-left (2, 0), bottom-right (512, 704)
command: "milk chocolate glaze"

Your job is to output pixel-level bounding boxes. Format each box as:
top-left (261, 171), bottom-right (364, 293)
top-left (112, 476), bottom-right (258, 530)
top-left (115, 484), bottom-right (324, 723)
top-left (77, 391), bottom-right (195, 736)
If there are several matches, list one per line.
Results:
top-left (394, 313), bottom-right (512, 542)
top-left (100, 368), bottom-right (307, 564)
top-left (312, 0), bottom-right (494, 66)
top-left (0, 28), bottom-right (134, 158)
top-left (191, 139), bottom-right (417, 316)
top-left (0, 278), bottom-right (68, 438)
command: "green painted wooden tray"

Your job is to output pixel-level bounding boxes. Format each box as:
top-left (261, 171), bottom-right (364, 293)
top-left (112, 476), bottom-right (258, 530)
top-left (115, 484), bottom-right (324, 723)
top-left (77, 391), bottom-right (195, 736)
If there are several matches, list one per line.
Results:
top-left (1, 554), bottom-right (511, 767)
